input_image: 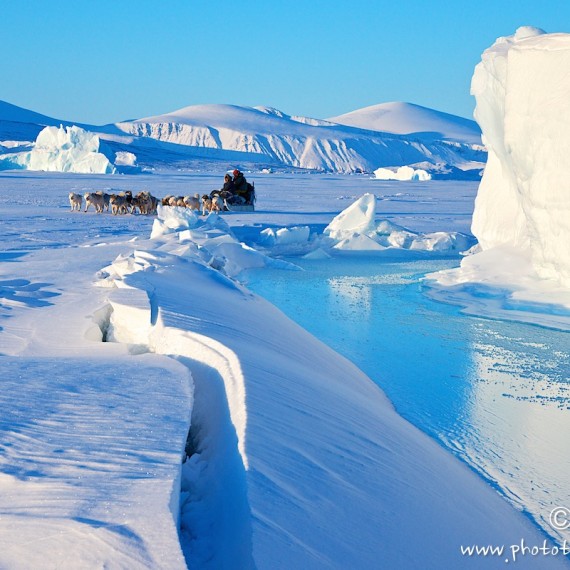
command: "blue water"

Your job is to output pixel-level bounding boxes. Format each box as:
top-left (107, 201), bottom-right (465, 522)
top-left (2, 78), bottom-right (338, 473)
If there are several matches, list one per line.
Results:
top-left (246, 255), bottom-right (570, 544)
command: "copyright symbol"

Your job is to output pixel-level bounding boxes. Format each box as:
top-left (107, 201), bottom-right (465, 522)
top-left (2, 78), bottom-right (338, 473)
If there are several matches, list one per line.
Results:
top-left (550, 507), bottom-right (570, 530)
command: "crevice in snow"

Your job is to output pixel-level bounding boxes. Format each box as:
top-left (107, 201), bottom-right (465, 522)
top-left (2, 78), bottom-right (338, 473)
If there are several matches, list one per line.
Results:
top-left (177, 356), bottom-right (254, 569)
top-left (88, 304), bottom-right (113, 342)
top-left (92, 281), bottom-right (254, 568)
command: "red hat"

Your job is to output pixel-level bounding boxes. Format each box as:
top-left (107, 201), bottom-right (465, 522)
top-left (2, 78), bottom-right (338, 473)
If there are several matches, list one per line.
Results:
top-left (233, 169), bottom-right (240, 176)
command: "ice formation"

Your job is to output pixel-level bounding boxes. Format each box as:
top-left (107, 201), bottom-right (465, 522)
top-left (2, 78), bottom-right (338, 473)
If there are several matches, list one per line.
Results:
top-left (0, 125), bottom-right (116, 174)
top-left (322, 194), bottom-right (472, 253)
top-left (470, 27), bottom-right (570, 286)
top-left (373, 165), bottom-right (431, 181)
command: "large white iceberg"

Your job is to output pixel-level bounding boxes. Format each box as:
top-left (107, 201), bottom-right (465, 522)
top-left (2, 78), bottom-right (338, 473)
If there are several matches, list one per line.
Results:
top-left (426, 27), bottom-right (570, 326)
top-left (0, 125), bottom-right (116, 174)
top-left (471, 27), bottom-right (570, 285)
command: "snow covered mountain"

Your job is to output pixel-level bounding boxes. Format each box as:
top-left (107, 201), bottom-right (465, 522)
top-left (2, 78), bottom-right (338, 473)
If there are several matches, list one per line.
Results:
top-left (328, 101), bottom-right (482, 144)
top-left (0, 99), bottom-right (486, 177)
top-left (0, 100), bottom-right (65, 142)
top-left (114, 103), bottom-right (485, 176)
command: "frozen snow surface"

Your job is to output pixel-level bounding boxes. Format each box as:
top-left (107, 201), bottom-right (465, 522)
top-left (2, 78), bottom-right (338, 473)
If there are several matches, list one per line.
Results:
top-left (1, 171), bottom-right (568, 569)
top-left (427, 28), bottom-right (570, 328)
top-left (0, 125), bottom-right (116, 174)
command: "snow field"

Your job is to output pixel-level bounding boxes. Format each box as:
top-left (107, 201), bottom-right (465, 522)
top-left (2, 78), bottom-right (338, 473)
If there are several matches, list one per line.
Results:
top-left (1, 171), bottom-right (568, 568)
top-left (94, 205), bottom-right (567, 568)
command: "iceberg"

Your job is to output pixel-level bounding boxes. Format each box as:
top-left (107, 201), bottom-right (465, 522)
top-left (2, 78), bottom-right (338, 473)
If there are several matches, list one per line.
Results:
top-left (425, 27), bottom-right (570, 326)
top-left (373, 165), bottom-right (431, 181)
top-left (471, 27), bottom-right (570, 286)
top-left (0, 125), bottom-right (116, 174)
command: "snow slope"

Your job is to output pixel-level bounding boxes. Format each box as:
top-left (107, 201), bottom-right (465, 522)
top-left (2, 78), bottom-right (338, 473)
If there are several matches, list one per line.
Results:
top-left (0, 100), bottom-right (65, 142)
top-left (0, 171), bottom-right (567, 568)
top-left (329, 101), bottom-right (482, 144)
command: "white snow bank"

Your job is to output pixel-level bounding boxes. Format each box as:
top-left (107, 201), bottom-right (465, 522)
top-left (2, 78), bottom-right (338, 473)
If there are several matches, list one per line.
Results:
top-left (150, 206), bottom-right (298, 278)
top-left (0, 125), bottom-right (116, 173)
top-left (373, 165), bottom-right (432, 181)
top-left (427, 27), bottom-right (570, 325)
top-left (92, 204), bottom-right (566, 569)
top-left (322, 194), bottom-right (473, 253)
top-left (425, 246), bottom-right (570, 330)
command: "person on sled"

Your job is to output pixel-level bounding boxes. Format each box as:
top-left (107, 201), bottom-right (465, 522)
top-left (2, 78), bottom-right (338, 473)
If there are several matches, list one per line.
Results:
top-left (211, 173), bottom-right (236, 202)
top-left (232, 169), bottom-right (253, 204)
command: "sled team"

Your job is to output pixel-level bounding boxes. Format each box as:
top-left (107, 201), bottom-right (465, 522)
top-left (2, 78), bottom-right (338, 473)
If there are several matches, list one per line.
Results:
top-left (69, 169), bottom-right (255, 216)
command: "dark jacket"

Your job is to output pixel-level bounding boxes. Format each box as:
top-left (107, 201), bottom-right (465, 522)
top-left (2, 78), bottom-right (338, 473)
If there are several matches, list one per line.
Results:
top-left (233, 173), bottom-right (248, 195)
top-left (222, 179), bottom-right (236, 194)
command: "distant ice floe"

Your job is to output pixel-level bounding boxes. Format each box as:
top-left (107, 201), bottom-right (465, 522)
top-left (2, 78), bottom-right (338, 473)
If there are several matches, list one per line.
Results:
top-left (373, 165), bottom-right (432, 181)
top-left (426, 27), bottom-right (570, 329)
top-left (0, 125), bottom-right (117, 174)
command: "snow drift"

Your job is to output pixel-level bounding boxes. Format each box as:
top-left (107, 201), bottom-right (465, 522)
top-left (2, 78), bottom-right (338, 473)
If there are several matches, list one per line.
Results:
top-left (0, 125), bottom-right (116, 174)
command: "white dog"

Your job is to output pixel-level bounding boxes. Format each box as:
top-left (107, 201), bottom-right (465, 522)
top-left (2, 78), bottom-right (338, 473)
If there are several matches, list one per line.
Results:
top-left (183, 193), bottom-right (201, 211)
top-left (68, 192), bottom-right (82, 211)
top-left (201, 194), bottom-right (213, 216)
top-left (84, 192), bottom-right (105, 213)
top-left (210, 195), bottom-right (224, 213)
top-left (95, 191), bottom-right (111, 212)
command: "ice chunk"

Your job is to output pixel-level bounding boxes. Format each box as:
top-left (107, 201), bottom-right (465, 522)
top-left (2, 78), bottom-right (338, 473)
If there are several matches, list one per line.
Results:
top-left (114, 151), bottom-right (138, 166)
top-left (373, 165), bottom-right (431, 181)
top-left (0, 125), bottom-right (116, 174)
top-left (324, 194), bottom-right (376, 240)
top-left (333, 234), bottom-right (386, 251)
top-left (260, 226), bottom-right (310, 246)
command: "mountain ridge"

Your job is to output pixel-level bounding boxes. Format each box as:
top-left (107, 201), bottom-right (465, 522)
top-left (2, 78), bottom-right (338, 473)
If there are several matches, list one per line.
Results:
top-left (0, 99), bottom-right (485, 177)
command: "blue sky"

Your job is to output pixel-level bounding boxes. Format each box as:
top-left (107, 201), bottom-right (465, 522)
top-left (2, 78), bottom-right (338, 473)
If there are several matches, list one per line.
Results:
top-left (2, 1), bottom-right (569, 124)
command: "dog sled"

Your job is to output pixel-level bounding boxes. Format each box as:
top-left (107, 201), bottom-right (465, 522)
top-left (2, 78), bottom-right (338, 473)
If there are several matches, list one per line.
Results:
top-left (224, 183), bottom-right (256, 212)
